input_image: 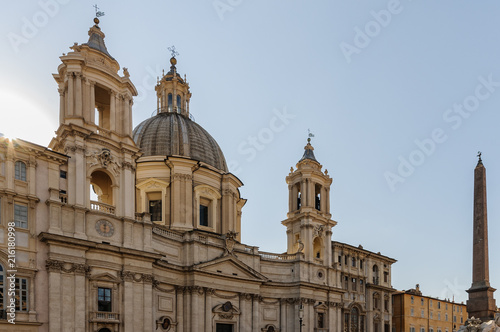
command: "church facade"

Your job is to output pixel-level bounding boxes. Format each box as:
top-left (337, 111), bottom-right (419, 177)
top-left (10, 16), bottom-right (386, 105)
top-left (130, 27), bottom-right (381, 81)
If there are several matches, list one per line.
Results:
top-left (0, 18), bottom-right (396, 332)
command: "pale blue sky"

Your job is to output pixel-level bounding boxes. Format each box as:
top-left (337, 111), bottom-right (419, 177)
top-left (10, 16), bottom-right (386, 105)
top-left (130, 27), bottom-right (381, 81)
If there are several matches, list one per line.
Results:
top-left (2, 1), bottom-right (499, 303)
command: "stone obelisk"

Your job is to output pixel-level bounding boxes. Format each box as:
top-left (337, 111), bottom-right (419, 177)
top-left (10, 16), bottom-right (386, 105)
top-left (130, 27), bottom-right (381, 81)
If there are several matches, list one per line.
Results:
top-left (466, 153), bottom-right (497, 321)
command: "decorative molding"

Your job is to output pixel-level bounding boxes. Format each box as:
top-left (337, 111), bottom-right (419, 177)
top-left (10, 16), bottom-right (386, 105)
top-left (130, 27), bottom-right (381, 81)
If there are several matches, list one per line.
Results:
top-left (86, 148), bottom-right (120, 174)
top-left (45, 259), bottom-right (91, 275)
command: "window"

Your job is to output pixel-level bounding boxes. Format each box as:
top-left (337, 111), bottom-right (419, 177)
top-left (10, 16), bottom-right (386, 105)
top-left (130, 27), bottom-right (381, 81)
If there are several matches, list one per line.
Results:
top-left (167, 93), bottom-right (173, 111)
top-left (14, 203), bottom-right (28, 228)
top-left (421, 328), bottom-right (425, 332)
top-left (384, 271), bottom-right (389, 283)
top-left (445, 313), bottom-right (448, 321)
top-left (430, 328), bottom-right (434, 332)
top-left (297, 191), bottom-right (301, 209)
top-left (0, 264), bottom-right (4, 315)
top-left (345, 255), bottom-right (348, 265)
top-left (317, 312), bottom-right (325, 328)
top-left (15, 161), bottom-right (26, 181)
top-left (372, 265), bottom-right (379, 285)
top-left (149, 200), bottom-right (162, 222)
top-left (430, 299), bottom-right (433, 307)
top-left (199, 204), bottom-right (209, 227)
top-left (421, 309), bottom-right (424, 318)
top-left (98, 287), bottom-right (112, 312)
top-left (373, 293), bottom-right (379, 309)
top-left (352, 278), bottom-right (357, 291)
top-left (421, 298), bottom-right (424, 306)
top-left (430, 311), bottom-right (433, 319)
top-left (60, 170), bottom-right (67, 179)
top-left (338, 255), bottom-right (342, 265)
top-left (176, 95), bottom-right (181, 113)
top-left (453, 316), bottom-right (456, 323)
top-left (15, 277), bottom-right (29, 311)
top-left (360, 279), bottom-right (364, 292)
top-left (344, 276), bottom-right (349, 290)
top-left (411, 308), bottom-right (414, 316)
top-left (411, 296), bottom-right (414, 304)
top-left (384, 297), bottom-right (389, 311)
top-left (410, 327), bottom-right (415, 332)
top-left (438, 313), bottom-right (441, 320)
top-left (445, 303), bottom-right (448, 310)
top-left (437, 302), bottom-right (441, 309)
top-left (360, 259), bottom-right (364, 269)
top-left (352, 257), bottom-right (356, 267)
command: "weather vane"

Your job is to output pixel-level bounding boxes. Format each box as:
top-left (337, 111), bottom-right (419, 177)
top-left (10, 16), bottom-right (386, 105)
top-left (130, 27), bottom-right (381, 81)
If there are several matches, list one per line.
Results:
top-left (307, 129), bottom-right (315, 143)
top-left (94, 4), bottom-right (105, 18)
top-left (168, 45), bottom-right (179, 58)
top-left (477, 151), bottom-right (482, 161)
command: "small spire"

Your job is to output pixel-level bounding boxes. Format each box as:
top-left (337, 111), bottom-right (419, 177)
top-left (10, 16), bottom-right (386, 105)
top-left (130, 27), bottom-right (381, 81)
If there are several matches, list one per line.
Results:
top-left (299, 130), bottom-right (317, 162)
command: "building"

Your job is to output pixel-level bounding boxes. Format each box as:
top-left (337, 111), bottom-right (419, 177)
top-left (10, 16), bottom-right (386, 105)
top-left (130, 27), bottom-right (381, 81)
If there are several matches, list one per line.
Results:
top-left (0, 17), bottom-right (396, 332)
top-left (393, 285), bottom-right (468, 332)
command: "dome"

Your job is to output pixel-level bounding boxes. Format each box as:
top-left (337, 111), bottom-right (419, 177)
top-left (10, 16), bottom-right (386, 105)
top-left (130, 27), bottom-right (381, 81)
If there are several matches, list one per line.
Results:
top-left (133, 112), bottom-right (228, 172)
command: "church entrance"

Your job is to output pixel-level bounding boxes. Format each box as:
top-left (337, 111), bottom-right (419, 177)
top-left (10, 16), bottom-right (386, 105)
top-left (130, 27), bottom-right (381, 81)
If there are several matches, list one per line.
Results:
top-left (216, 323), bottom-right (234, 332)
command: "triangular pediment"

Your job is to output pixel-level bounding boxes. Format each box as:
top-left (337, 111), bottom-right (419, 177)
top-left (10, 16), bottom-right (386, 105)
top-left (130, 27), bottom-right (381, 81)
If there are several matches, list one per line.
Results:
top-left (136, 178), bottom-right (170, 190)
top-left (89, 272), bottom-right (120, 283)
top-left (193, 256), bottom-right (268, 282)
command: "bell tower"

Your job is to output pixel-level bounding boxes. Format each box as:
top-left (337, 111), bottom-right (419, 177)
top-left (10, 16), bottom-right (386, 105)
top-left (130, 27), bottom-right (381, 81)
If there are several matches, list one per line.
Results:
top-left (282, 137), bottom-right (337, 265)
top-left (48, 17), bottom-right (141, 238)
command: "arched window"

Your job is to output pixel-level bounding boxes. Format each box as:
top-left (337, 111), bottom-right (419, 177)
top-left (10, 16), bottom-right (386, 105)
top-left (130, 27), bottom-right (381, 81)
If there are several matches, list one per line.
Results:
top-left (315, 184), bottom-right (321, 211)
top-left (313, 237), bottom-right (322, 260)
top-left (15, 161), bottom-right (26, 181)
top-left (373, 293), bottom-right (380, 309)
top-left (297, 191), bottom-right (301, 209)
top-left (90, 170), bottom-right (114, 214)
top-left (168, 93), bottom-right (173, 111)
top-left (344, 306), bottom-right (364, 332)
top-left (176, 95), bottom-right (181, 113)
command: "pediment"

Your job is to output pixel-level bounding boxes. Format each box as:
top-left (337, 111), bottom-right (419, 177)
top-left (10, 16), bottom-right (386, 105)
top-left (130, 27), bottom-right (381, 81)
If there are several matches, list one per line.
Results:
top-left (193, 256), bottom-right (268, 282)
top-left (136, 178), bottom-right (170, 190)
top-left (89, 272), bottom-right (120, 283)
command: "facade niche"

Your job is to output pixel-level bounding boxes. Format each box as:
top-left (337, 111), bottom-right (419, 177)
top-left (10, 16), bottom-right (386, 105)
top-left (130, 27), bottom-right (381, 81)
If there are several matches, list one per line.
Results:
top-left (313, 237), bottom-right (323, 260)
top-left (147, 192), bottom-right (162, 222)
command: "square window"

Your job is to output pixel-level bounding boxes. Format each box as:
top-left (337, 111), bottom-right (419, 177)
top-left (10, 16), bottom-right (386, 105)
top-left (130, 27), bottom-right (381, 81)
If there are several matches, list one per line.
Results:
top-left (200, 204), bottom-right (209, 226)
top-left (98, 287), bottom-right (112, 312)
top-left (15, 161), bottom-right (26, 181)
top-left (60, 170), bottom-right (67, 179)
top-left (14, 203), bottom-right (28, 228)
top-left (149, 200), bottom-right (162, 222)
top-left (15, 277), bottom-right (29, 311)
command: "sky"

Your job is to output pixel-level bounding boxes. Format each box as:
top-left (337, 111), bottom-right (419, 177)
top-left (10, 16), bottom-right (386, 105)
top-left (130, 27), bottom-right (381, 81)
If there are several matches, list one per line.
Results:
top-left (1, 0), bottom-right (499, 303)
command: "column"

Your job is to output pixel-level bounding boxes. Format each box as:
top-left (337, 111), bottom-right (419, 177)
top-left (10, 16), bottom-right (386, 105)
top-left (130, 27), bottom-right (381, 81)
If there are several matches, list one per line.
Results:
top-left (205, 290), bottom-right (213, 332)
top-left (66, 73), bottom-right (74, 117)
top-left (110, 91), bottom-right (116, 131)
top-left (89, 81), bottom-right (95, 125)
top-left (28, 159), bottom-right (36, 196)
top-left (252, 295), bottom-right (259, 330)
top-left (123, 278), bottom-right (134, 332)
top-left (48, 270), bottom-right (62, 332)
top-left (75, 73), bottom-right (82, 117)
top-left (143, 279), bottom-right (153, 332)
top-left (58, 88), bottom-right (65, 124)
top-left (74, 270), bottom-right (86, 332)
top-left (176, 288), bottom-right (184, 332)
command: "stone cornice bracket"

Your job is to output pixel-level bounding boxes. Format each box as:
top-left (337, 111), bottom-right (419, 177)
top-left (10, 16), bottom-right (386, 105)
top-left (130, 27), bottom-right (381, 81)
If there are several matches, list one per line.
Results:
top-left (46, 259), bottom-right (91, 275)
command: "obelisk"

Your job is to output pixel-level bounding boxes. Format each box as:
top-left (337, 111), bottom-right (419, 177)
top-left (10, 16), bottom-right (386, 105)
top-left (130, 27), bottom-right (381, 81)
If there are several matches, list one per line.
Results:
top-left (466, 152), bottom-right (497, 321)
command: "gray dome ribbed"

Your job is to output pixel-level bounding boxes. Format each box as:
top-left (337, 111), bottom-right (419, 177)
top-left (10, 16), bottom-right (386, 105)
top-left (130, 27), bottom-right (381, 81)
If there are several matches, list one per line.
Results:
top-left (133, 112), bottom-right (228, 172)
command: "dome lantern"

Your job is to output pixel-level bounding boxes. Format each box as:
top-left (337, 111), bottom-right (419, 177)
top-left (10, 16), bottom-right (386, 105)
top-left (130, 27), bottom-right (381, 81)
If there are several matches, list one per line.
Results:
top-left (155, 46), bottom-right (191, 117)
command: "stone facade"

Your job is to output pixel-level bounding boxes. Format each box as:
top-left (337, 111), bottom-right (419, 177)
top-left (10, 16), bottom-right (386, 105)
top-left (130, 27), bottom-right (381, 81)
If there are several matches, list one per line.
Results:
top-left (0, 18), bottom-right (396, 332)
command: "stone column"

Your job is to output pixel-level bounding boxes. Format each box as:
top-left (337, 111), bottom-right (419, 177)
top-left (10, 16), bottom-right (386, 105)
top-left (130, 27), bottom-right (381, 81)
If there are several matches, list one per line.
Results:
top-left (74, 266), bottom-right (86, 332)
top-left (205, 289), bottom-right (213, 332)
top-left (110, 91), bottom-right (116, 131)
top-left (89, 81), bottom-right (96, 124)
top-left (252, 295), bottom-right (259, 330)
top-left (143, 276), bottom-right (153, 332)
top-left (176, 287), bottom-right (184, 332)
top-left (75, 73), bottom-right (82, 117)
top-left (122, 274), bottom-right (134, 332)
top-left (66, 73), bottom-right (74, 117)
top-left (58, 88), bottom-right (65, 124)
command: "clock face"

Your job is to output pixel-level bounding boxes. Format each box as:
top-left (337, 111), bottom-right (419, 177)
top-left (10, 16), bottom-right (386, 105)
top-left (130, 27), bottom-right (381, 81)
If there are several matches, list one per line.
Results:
top-left (95, 220), bottom-right (114, 237)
